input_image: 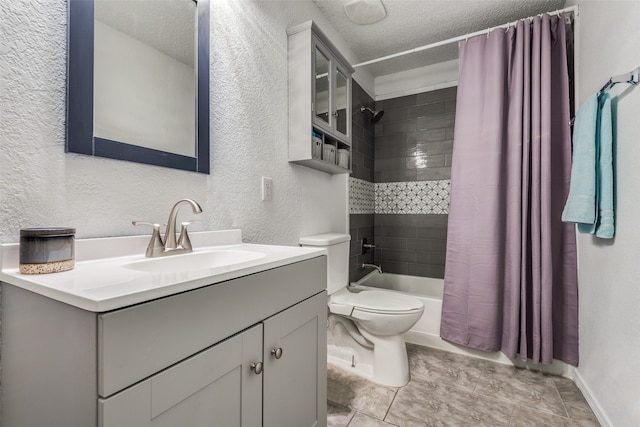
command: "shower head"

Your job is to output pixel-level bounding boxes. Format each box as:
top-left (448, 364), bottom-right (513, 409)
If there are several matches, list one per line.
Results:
top-left (360, 106), bottom-right (384, 124)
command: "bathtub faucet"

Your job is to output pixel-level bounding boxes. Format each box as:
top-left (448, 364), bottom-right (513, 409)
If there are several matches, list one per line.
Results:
top-left (362, 263), bottom-right (383, 274)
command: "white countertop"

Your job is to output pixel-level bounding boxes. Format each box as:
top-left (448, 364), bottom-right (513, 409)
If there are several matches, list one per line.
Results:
top-left (0, 230), bottom-right (326, 312)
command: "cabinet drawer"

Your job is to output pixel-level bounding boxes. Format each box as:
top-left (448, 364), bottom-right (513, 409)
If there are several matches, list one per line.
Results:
top-left (98, 256), bottom-right (326, 397)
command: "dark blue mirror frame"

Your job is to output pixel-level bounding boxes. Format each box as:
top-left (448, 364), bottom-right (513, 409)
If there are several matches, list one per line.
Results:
top-left (66, 0), bottom-right (210, 174)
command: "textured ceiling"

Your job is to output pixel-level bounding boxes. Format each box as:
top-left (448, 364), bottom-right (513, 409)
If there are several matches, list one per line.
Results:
top-left (313, 0), bottom-right (567, 77)
top-left (95, 0), bottom-right (195, 67)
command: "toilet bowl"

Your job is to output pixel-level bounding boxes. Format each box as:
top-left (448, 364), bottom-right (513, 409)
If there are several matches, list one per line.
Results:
top-left (299, 233), bottom-right (424, 387)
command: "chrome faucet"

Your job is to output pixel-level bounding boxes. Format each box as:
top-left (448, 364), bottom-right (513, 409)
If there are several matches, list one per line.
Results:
top-left (362, 263), bottom-right (383, 274)
top-left (133, 199), bottom-right (203, 257)
top-left (361, 238), bottom-right (375, 255)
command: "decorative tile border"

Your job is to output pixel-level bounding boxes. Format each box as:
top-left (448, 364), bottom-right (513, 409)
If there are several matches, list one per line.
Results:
top-left (349, 178), bottom-right (375, 214)
top-left (349, 178), bottom-right (450, 215)
top-left (376, 180), bottom-right (450, 214)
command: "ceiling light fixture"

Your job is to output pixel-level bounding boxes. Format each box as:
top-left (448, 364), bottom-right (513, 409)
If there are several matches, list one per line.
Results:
top-left (343, 0), bottom-right (386, 25)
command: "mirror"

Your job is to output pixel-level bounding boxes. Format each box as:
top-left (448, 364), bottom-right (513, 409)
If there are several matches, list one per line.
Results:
top-left (67, 0), bottom-right (210, 174)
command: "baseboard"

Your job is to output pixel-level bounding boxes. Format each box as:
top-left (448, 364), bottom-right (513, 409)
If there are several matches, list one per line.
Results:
top-left (574, 369), bottom-right (613, 427)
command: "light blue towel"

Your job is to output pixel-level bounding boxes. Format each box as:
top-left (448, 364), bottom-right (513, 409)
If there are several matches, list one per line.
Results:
top-left (578, 92), bottom-right (614, 238)
top-left (562, 93), bottom-right (598, 224)
top-left (563, 91), bottom-right (615, 238)
top-left (596, 94), bottom-right (615, 238)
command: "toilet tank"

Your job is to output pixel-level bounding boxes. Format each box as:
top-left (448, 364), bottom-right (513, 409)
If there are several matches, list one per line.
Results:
top-left (299, 233), bottom-right (350, 295)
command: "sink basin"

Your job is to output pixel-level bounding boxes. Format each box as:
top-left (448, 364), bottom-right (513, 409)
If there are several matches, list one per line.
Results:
top-left (123, 249), bottom-right (266, 274)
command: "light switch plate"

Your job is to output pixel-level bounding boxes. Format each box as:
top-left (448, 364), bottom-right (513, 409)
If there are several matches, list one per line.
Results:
top-left (261, 177), bottom-right (273, 201)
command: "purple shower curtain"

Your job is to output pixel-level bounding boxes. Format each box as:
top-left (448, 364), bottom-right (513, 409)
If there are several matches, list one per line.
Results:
top-left (440, 14), bottom-right (579, 365)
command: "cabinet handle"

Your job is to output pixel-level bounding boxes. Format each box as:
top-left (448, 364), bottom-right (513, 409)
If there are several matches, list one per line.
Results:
top-left (271, 347), bottom-right (283, 359)
top-left (251, 362), bottom-right (263, 375)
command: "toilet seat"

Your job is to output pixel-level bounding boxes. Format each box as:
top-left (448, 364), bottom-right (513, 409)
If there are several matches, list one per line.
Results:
top-left (329, 288), bottom-right (423, 316)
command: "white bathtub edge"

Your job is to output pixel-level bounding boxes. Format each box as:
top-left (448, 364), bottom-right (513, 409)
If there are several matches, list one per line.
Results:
top-left (406, 331), bottom-right (516, 365)
top-left (406, 329), bottom-right (575, 378)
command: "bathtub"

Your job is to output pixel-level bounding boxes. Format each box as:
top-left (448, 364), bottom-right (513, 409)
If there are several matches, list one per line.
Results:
top-left (348, 271), bottom-right (575, 377)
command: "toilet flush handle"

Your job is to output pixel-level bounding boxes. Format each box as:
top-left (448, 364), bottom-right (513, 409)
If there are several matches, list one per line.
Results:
top-left (271, 347), bottom-right (283, 359)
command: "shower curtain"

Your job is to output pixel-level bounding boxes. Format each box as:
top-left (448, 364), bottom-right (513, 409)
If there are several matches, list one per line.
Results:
top-left (440, 14), bottom-right (579, 365)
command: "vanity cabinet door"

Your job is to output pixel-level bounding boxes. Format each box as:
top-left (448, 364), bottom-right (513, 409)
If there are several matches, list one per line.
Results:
top-left (99, 324), bottom-right (263, 427)
top-left (263, 291), bottom-right (327, 427)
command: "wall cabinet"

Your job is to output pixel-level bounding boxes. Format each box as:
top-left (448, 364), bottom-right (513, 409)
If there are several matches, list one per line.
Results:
top-left (1, 257), bottom-right (327, 427)
top-left (288, 21), bottom-right (354, 174)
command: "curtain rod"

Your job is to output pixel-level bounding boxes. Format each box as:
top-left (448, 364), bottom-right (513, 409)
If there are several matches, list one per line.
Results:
top-left (353, 5), bottom-right (579, 69)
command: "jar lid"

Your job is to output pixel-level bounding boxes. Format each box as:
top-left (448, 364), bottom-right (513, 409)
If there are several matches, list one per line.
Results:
top-left (20, 227), bottom-right (76, 237)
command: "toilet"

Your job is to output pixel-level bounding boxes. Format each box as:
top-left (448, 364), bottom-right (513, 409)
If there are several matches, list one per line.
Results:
top-left (299, 233), bottom-right (424, 387)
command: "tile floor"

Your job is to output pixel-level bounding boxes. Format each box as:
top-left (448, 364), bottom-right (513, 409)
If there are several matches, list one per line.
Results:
top-left (327, 344), bottom-right (600, 427)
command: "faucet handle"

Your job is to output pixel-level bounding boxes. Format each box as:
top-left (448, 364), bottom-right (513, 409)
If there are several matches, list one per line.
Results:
top-left (132, 221), bottom-right (164, 257)
top-left (177, 220), bottom-right (201, 252)
top-left (132, 221), bottom-right (160, 229)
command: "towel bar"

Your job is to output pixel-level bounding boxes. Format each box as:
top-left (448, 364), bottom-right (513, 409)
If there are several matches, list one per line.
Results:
top-left (599, 67), bottom-right (639, 93)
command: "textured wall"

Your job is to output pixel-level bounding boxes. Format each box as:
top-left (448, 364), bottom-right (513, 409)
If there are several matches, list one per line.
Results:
top-left (372, 87), bottom-right (456, 278)
top-left (567, 1), bottom-right (640, 426)
top-left (0, 0), bottom-right (358, 245)
top-left (0, 0), bottom-right (371, 405)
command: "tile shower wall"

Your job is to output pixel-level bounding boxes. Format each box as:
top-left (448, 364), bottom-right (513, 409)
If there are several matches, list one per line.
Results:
top-left (374, 87), bottom-right (457, 279)
top-left (349, 82), bottom-right (375, 282)
top-left (351, 82), bottom-right (375, 183)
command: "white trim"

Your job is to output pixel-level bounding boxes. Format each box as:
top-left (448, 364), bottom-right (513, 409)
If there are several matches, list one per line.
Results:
top-left (376, 80), bottom-right (458, 102)
top-left (354, 6), bottom-right (579, 69)
top-left (574, 369), bottom-right (613, 427)
top-left (374, 59), bottom-right (459, 100)
top-left (353, 74), bottom-right (376, 100)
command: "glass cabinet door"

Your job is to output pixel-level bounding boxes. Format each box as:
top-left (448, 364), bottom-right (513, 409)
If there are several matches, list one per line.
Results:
top-left (334, 69), bottom-right (348, 137)
top-left (314, 47), bottom-right (330, 126)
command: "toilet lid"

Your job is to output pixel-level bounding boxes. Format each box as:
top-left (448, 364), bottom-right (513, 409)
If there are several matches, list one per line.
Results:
top-left (330, 289), bottom-right (423, 314)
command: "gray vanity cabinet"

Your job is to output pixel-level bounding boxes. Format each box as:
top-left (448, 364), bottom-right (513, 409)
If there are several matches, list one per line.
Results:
top-left (1, 257), bottom-right (327, 427)
top-left (99, 292), bottom-right (328, 427)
